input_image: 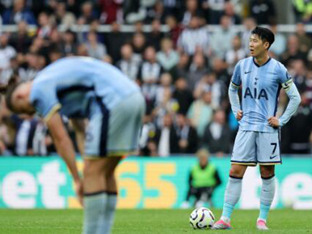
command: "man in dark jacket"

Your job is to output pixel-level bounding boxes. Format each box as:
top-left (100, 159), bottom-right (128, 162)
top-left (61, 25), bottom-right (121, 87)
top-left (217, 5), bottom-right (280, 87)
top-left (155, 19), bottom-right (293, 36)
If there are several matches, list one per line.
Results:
top-left (201, 108), bottom-right (231, 157)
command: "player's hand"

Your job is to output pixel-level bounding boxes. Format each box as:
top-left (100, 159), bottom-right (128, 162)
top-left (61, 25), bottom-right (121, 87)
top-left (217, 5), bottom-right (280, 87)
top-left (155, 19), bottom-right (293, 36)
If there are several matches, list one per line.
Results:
top-left (179, 139), bottom-right (188, 148)
top-left (268, 116), bottom-right (279, 128)
top-left (236, 110), bottom-right (243, 121)
top-left (74, 179), bottom-right (84, 207)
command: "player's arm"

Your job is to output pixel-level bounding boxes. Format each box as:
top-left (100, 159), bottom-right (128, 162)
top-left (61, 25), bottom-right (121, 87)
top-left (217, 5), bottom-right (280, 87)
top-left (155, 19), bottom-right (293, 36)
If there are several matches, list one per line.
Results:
top-left (269, 64), bottom-right (301, 127)
top-left (228, 61), bottom-right (243, 120)
top-left (31, 86), bottom-right (81, 181)
top-left (278, 80), bottom-right (301, 126)
top-left (228, 82), bottom-right (242, 119)
top-left (46, 113), bottom-right (80, 181)
top-left (213, 169), bottom-right (222, 188)
top-left (188, 171), bottom-right (193, 186)
top-left (70, 118), bottom-right (86, 156)
top-left (46, 112), bottom-right (83, 204)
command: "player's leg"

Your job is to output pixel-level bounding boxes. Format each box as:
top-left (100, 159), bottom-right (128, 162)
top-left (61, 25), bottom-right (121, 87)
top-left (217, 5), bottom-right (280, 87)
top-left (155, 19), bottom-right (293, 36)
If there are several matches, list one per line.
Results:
top-left (194, 188), bottom-right (204, 208)
top-left (199, 187), bottom-right (214, 208)
top-left (104, 156), bottom-right (123, 234)
top-left (213, 130), bottom-right (257, 230)
top-left (206, 187), bottom-right (214, 208)
top-left (82, 158), bottom-right (109, 234)
top-left (181, 186), bottom-right (196, 208)
top-left (102, 91), bottom-right (145, 233)
top-left (186, 186), bottom-right (196, 202)
top-left (82, 100), bottom-right (111, 234)
top-left (105, 156), bottom-right (122, 192)
top-left (221, 164), bottom-right (247, 221)
top-left (256, 132), bottom-right (281, 230)
top-left (213, 164), bottom-right (248, 230)
top-left (257, 165), bottom-right (275, 230)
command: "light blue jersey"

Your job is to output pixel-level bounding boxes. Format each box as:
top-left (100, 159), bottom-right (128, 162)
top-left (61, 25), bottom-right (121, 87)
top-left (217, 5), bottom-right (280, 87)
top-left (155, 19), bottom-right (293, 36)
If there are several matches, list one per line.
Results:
top-left (29, 57), bottom-right (140, 121)
top-left (231, 57), bottom-right (292, 133)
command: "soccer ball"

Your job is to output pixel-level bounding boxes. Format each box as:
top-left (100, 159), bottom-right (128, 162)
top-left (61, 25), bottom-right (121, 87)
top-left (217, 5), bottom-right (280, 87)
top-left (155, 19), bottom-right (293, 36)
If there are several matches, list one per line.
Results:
top-left (189, 207), bottom-right (215, 229)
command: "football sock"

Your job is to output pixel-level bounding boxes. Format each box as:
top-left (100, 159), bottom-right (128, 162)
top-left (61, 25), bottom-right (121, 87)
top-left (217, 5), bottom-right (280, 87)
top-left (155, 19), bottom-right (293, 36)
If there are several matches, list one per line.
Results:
top-left (83, 191), bottom-right (107, 234)
top-left (104, 192), bottom-right (118, 234)
top-left (259, 176), bottom-right (275, 221)
top-left (221, 176), bottom-right (243, 223)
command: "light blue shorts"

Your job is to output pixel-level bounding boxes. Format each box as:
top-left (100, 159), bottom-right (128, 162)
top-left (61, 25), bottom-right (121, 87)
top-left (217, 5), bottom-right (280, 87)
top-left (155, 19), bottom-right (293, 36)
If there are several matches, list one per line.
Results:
top-left (231, 130), bottom-right (282, 166)
top-left (84, 92), bottom-right (145, 158)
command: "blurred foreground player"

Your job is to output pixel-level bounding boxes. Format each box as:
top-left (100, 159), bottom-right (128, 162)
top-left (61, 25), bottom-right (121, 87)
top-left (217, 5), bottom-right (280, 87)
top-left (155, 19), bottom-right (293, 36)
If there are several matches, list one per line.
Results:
top-left (5, 57), bottom-right (145, 234)
top-left (213, 27), bottom-right (301, 230)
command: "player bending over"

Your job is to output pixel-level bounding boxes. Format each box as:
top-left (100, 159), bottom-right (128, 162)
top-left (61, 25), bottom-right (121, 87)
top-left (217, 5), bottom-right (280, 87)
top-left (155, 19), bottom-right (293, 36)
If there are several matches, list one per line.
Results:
top-left (5, 57), bottom-right (145, 234)
top-left (213, 27), bottom-right (301, 230)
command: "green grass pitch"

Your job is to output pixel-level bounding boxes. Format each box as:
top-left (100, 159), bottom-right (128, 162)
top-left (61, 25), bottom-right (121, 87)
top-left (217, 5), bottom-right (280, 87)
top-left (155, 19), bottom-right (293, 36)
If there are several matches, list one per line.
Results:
top-left (0, 209), bottom-right (311, 234)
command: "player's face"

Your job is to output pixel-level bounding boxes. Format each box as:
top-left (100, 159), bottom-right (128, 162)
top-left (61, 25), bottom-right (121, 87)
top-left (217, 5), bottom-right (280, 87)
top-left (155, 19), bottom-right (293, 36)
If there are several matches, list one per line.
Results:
top-left (11, 85), bottom-right (36, 115)
top-left (249, 34), bottom-right (268, 57)
top-left (199, 156), bottom-right (207, 167)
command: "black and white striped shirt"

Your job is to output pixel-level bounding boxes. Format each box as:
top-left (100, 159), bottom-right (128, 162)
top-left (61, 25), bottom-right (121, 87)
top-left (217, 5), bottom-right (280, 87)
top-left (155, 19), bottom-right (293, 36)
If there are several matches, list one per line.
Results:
top-left (177, 27), bottom-right (210, 55)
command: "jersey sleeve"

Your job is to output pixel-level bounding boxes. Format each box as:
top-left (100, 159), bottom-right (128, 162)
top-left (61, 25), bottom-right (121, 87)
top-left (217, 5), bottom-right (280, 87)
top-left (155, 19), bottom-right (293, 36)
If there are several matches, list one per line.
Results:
top-left (30, 82), bottom-right (61, 122)
top-left (231, 61), bottom-right (242, 87)
top-left (276, 62), bottom-right (293, 91)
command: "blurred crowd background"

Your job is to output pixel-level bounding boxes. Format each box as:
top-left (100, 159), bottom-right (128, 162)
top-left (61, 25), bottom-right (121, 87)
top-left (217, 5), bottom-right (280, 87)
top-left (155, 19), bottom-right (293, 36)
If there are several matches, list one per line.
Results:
top-left (0, 0), bottom-right (312, 157)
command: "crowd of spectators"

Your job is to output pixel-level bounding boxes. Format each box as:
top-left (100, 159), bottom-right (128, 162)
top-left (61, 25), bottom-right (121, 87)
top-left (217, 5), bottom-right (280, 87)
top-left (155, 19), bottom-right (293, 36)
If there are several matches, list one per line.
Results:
top-left (0, 0), bottom-right (311, 157)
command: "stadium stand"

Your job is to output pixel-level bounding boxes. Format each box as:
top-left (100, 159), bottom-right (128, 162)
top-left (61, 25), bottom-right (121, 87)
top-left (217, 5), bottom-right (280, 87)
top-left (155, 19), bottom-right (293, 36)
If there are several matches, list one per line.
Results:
top-left (0, 0), bottom-right (311, 157)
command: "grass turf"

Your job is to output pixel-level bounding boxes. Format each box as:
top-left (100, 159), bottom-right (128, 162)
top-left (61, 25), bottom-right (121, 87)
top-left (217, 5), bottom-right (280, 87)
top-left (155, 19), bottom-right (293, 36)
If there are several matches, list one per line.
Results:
top-left (0, 209), bottom-right (311, 234)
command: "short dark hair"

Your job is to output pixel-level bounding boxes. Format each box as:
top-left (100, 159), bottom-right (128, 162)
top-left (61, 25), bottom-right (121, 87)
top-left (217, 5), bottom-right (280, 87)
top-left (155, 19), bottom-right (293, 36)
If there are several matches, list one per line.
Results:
top-left (251, 26), bottom-right (275, 48)
top-left (5, 82), bottom-right (21, 113)
top-left (0, 71), bottom-right (19, 94)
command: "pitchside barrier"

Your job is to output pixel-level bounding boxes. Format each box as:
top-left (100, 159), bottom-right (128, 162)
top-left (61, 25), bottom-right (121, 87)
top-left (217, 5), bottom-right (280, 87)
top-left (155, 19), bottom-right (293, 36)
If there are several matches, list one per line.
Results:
top-left (0, 156), bottom-right (311, 209)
